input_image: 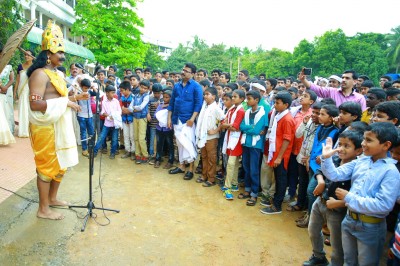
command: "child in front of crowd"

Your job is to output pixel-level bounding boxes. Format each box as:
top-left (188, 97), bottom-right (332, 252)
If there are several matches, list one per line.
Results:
top-left (286, 89), bottom-right (317, 209)
top-left (148, 83), bottom-right (163, 164)
top-left (129, 79), bottom-right (150, 164)
top-left (220, 90), bottom-right (245, 200)
top-left (297, 104), bottom-right (340, 227)
top-left (93, 85), bottom-right (122, 159)
top-left (195, 87), bottom-right (224, 187)
top-left (321, 122), bottom-right (400, 266)
top-left (154, 89), bottom-right (174, 169)
top-left (303, 130), bottom-right (363, 266)
top-left (361, 88), bottom-right (386, 124)
top-left (260, 91), bottom-right (295, 214)
top-left (238, 90), bottom-right (267, 206)
top-left (119, 81), bottom-right (135, 160)
top-left (77, 78), bottom-right (96, 157)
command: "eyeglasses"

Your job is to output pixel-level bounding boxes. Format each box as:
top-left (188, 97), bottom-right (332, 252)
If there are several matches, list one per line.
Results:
top-left (182, 69), bottom-right (192, 74)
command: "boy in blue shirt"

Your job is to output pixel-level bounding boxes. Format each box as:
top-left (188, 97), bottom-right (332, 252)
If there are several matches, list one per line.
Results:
top-left (128, 79), bottom-right (150, 164)
top-left (321, 122), bottom-right (400, 266)
top-left (238, 90), bottom-right (267, 206)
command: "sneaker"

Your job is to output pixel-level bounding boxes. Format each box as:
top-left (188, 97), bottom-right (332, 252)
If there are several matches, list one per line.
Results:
top-left (149, 157), bottom-right (156, 165)
top-left (136, 157), bottom-right (142, 164)
top-left (296, 214), bottom-right (310, 228)
top-left (82, 150), bottom-right (89, 157)
top-left (109, 154), bottom-right (115, 159)
top-left (121, 152), bottom-right (131, 159)
top-left (224, 189), bottom-right (234, 200)
top-left (260, 196), bottom-right (273, 207)
top-left (141, 157), bottom-right (149, 164)
top-left (154, 161), bottom-right (161, 168)
top-left (220, 186), bottom-right (229, 192)
top-left (163, 162), bottom-right (173, 169)
top-left (231, 185), bottom-right (239, 192)
top-left (302, 254), bottom-right (329, 266)
top-left (260, 205), bottom-right (282, 215)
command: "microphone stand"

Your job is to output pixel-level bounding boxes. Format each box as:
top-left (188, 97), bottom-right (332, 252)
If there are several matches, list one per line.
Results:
top-left (69, 66), bottom-right (120, 232)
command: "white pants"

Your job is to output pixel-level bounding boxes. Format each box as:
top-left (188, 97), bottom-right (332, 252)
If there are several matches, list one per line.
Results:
top-left (122, 122), bottom-right (135, 152)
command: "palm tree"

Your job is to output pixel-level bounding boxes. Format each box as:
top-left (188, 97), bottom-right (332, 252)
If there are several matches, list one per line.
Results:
top-left (386, 26), bottom-right (400, 73)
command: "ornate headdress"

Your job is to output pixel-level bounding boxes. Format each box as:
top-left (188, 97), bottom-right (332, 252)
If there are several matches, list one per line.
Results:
top-left (41, 20), bottom-right (65, 53)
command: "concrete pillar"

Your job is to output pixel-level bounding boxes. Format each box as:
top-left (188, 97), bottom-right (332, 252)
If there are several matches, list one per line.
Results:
top-left (30, 2), bottom-right (36, 21)
top-left (63, 25), bottom-right (67, 39)
top-left (39, 12), bottom-right (43, 29)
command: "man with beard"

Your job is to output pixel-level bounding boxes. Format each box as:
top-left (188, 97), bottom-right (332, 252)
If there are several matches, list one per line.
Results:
top-left (27, 20), bottom-right (87, 220)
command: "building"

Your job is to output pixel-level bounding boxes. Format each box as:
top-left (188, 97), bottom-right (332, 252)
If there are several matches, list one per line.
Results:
top-left (18, 0), bottom-right (95, 60)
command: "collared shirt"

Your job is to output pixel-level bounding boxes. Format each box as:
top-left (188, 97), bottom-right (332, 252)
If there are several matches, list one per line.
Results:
top-left (321, 156), bottom-right (400, 218)
top-left (101, 97), bottom-right (121, 127)
top-left (168, 79), bottom-right (203, 125)
top-left (310, 83), bottom-right (367, 111)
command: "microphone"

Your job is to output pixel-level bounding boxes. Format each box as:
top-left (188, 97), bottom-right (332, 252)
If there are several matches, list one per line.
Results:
top-left (75, 63), bottom-right (86, 73)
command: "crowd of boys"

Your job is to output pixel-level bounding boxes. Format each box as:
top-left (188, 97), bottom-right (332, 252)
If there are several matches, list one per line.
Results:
top-left (66, 63), bottom-right (400, 266)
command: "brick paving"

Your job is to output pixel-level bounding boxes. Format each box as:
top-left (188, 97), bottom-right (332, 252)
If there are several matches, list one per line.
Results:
top-left (0, 110), bottom-right (36, 204)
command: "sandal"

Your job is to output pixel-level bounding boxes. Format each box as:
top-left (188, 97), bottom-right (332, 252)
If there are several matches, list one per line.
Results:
top-left (238, 192), bottom-right (251, 199)
top-left (202, 181), bottom-right (216, 187)
top-left (246, 198), bottom-right (257, 206)
top-left (196, 177), bottom-right (205, 183)
top-left (286, 205), bottom-right (303, 212)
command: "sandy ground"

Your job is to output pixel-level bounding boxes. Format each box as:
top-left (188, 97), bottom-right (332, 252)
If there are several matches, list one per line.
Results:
top-left (0, 151), bottom-right (328, 266)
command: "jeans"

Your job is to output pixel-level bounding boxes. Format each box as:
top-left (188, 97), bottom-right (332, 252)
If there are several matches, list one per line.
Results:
top-left (99, 119), bottom-right (107, 149)
top-left (273, 159), bottom-right (288, 210)
top-left (341, 214), bottom-right (386, 266)
top-left (155, 130), bottom-right (174, 163)
top-left (242, 146), bottom-right (261, 198)
top-left (296, 164), bottom-right (309, 208)
top-left (287, 153), bottom-right (299, 197)
top-left (307, 169), bottom-right (317, 214)
top-left (308, 197), bottom-right (347, 266)
top-left (94, 126), bottom-right (118, 155)
top-left (77, 116), bottom-right (94, 151)
top-left (148, 127), bottom-right (157, 157)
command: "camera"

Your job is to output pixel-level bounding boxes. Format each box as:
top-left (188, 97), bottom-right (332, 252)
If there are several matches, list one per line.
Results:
top-left (303, 68), bottom-right (312, 75)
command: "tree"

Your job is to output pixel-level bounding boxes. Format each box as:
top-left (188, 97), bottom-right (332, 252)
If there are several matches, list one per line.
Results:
top-left (72, 0), bottom-right (148, 67)
top-left (165, 44), bottom-right (190, 72)
top-left (0, 0), bottom-right (24, 67)
top-left (386, 26), bottom-right (400, 73)
top-left (142, 44), bottom-right (165, 71)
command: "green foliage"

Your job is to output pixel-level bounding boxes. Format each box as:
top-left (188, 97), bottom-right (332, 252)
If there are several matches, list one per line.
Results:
top-left (142, 44), bottom-right (165, 71)
top-left (164, 26), bottom-right (399, 81)
top-left (72, 0), bottom-right (148, 67)
top-left (386, 26), bottom-right (400, 73)
top-left (0, 0), bottom-right (24, 68)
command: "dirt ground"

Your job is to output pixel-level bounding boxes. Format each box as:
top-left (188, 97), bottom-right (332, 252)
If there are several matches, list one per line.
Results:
top-left (0, 151), bottom-right (328, 265)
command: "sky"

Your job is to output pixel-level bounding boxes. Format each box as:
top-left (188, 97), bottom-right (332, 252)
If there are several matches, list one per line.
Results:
top-left (135, 0), bottom-right (399, 52)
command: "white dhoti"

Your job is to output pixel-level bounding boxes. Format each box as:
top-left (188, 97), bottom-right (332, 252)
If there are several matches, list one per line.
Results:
top-left (174, 120), bottom-right (197, 164)
top-left (17, 71), bottom-right (30, 137)
top-left (0, 99), bottom-right (15, 145)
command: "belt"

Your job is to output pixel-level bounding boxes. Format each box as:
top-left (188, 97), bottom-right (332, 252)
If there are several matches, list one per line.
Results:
top-left (348, 210), bottom-right (384, 224)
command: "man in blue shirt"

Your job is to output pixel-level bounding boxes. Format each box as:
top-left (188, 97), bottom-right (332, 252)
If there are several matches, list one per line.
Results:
top-left (167, 63), bottom-right (203, 180)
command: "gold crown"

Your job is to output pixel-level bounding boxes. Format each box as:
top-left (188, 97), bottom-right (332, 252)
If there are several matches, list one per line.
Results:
top-left (41, 20), bottom-right (65, 53)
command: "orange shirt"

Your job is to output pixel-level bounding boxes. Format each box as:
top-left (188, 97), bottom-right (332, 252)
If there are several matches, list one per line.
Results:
top-left (292, 107), bottom-right (313, 155)
top-left (268, 113), bottom-right (296, 170)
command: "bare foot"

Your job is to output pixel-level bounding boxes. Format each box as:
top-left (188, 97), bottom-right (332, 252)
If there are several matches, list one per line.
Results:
top-left (49, 199), bottom-right (69, 207)
top-left (37, 209), bottom-right (65, 220)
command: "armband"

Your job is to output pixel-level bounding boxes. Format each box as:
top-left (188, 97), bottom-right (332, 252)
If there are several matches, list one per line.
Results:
top-left (30, 94), bottom-right (43, 102)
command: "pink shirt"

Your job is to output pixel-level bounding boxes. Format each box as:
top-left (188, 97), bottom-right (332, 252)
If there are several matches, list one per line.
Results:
top-left (101, 97), bottom-right (121, 127)
top-left (310, 83), bottom-right (366, 111)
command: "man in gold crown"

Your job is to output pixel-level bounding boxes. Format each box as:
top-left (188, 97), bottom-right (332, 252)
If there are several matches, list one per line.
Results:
top-left (27, 20), bottom-right (88, 220)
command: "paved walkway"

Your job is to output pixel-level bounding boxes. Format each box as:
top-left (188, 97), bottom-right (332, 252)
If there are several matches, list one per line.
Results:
top-left (0, 130), bottom-right (36, 204)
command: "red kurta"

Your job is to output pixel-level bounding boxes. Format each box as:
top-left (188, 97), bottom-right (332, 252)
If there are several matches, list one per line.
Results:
top-left (224, 106), bottom-right (245, 156)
